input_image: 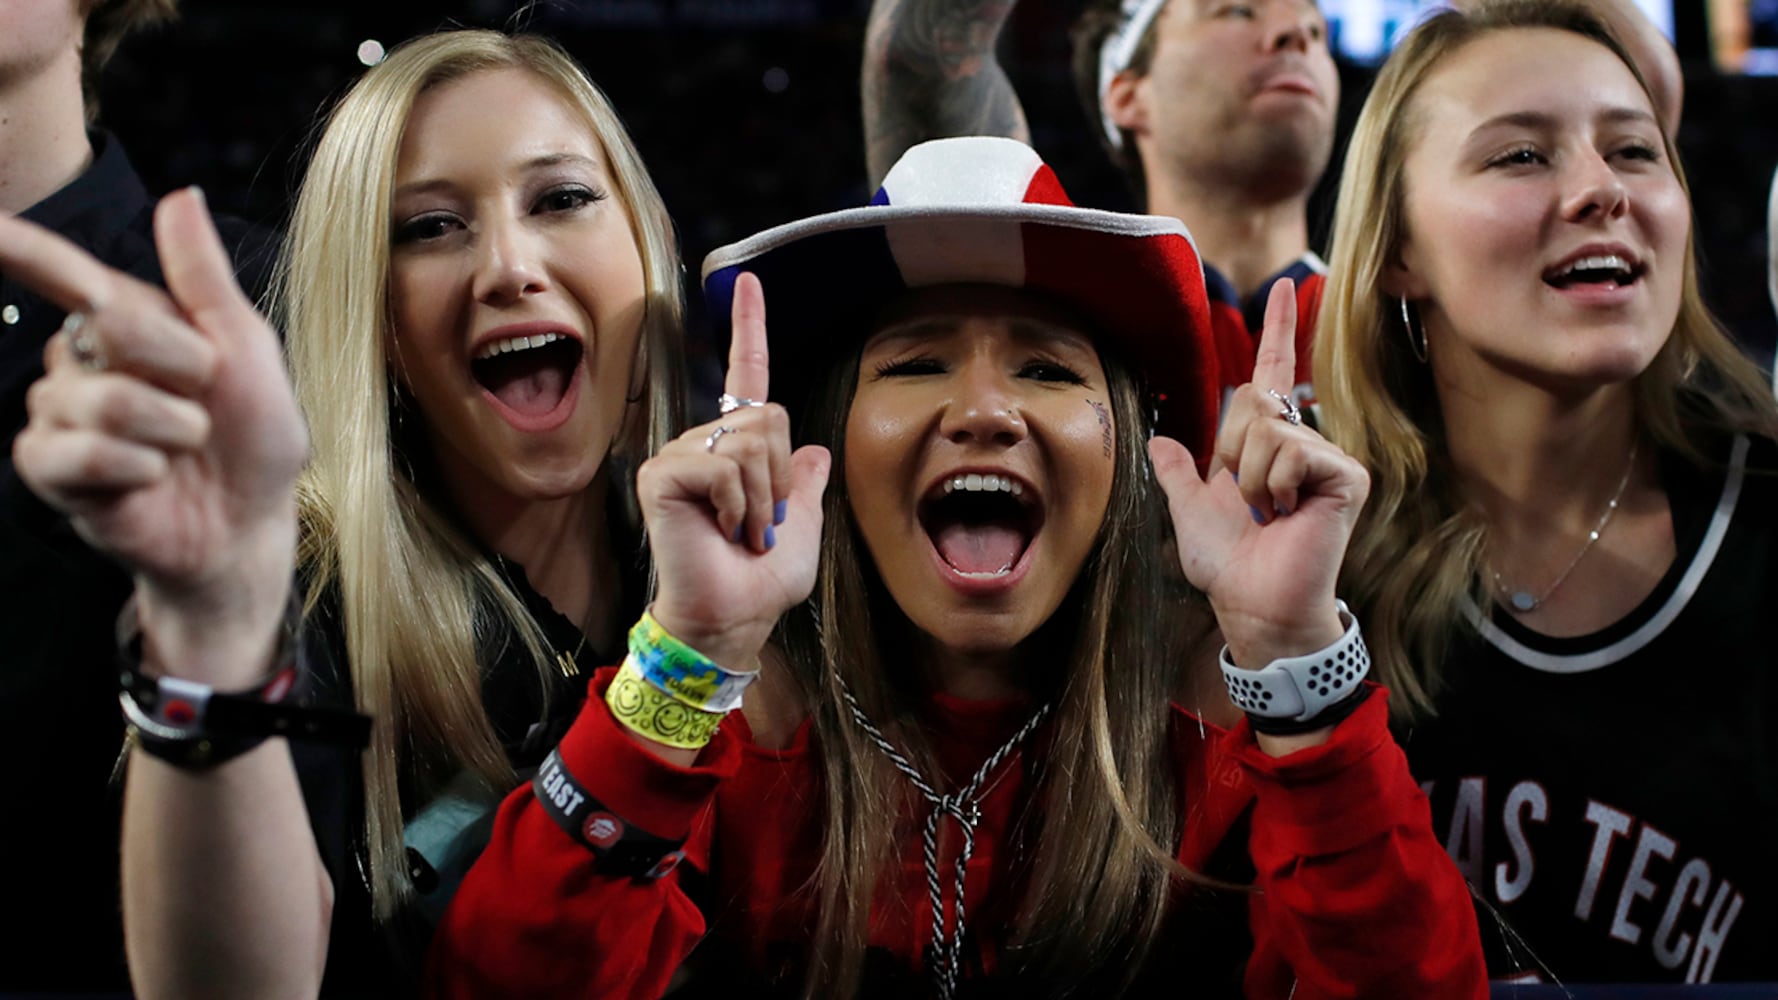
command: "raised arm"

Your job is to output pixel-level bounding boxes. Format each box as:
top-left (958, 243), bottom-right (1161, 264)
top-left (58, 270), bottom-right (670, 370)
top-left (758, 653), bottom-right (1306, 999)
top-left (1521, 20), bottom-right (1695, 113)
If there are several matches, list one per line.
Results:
top-left (4, 190), bottom-right (323, 1000)
top-left (427, 274), bottom-right (832, 995)
top-left (862, 0), bottom-right (1031, 186)
top-left (1152, 282), bottom-right (1486, 994)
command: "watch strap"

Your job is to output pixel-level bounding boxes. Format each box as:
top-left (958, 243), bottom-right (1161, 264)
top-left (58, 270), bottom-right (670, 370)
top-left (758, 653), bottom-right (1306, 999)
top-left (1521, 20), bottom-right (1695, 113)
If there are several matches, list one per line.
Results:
top-left (1219, 600), bottom-right (1371, 724)
top-left (116, 590), bottom-right (372, 769)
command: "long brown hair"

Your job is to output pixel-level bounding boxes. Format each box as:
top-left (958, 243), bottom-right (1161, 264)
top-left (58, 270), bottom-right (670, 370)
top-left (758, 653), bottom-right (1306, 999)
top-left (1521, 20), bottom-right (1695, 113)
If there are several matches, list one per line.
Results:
top-left (1313, 0), bottom-right (1778, 720)
top-left (774, 328), bottom-right (1203, 997)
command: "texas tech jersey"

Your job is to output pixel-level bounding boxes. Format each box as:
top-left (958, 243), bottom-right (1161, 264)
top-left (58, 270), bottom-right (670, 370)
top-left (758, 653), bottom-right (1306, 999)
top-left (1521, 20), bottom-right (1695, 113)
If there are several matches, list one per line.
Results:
top-left (1402, 434), bottom-right (1777, 984)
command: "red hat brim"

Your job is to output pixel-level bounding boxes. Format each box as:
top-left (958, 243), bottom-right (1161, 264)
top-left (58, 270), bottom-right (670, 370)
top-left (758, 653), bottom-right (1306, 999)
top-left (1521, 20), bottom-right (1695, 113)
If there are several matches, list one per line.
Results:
top-left (703, 202), bottom-right (1219, 461)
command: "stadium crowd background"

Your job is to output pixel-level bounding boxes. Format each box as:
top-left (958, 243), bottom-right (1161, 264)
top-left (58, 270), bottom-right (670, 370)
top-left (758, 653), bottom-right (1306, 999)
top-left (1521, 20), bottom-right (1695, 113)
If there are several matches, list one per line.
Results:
top-left (101, 0), bottom-right (1778, 385)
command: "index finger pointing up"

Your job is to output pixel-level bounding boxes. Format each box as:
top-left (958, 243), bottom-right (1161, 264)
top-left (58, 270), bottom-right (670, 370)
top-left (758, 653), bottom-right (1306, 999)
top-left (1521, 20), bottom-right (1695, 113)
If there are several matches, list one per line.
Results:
top-left (1251, 277), bottom-right (1298, 395)
top-left (725, 271), bottom-right (770, 404)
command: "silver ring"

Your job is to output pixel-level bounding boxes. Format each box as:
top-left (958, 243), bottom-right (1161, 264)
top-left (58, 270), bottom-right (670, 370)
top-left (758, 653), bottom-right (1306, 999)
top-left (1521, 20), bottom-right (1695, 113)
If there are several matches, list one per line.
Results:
top-left (718, 393), bottom-right (766, 415)
top-left (61, 313), bottom-right (106, 372)
top-left (703, 425), bottom-right (737, 453)
top-left (1267, 388), bottom-right (1302, 427)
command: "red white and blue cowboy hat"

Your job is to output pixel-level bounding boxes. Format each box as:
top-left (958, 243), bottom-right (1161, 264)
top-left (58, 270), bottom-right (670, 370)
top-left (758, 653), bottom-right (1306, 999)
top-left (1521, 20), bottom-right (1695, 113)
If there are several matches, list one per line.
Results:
top-left (701, 136), bottom-right (1218, 457)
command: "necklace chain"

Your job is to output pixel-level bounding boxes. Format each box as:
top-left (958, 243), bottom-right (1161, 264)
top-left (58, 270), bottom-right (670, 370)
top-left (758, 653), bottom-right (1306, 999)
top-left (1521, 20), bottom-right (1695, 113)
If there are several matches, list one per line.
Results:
top-left (1491, 439), bottom-right (1639, 614)
top-left (838, 678), bottom-right (1051, 1000)
top-left (555, 629), bottom-right (589, 678)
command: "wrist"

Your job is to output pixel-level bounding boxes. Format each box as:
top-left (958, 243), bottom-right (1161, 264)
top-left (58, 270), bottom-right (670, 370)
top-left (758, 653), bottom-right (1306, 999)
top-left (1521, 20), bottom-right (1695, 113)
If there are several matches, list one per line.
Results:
top-left (1219, 606), bottom-right (1345, 671)
top-left (119, 588), bottom-right (372, 769)
top-left (134, 516), bottom-right (298, 687)
top-left (603, 610), bottom-right (761, 758)
top-left (1220, 601), bottom-right (1371, 731)
top-left (1253, 727), bottom-right (1335, 756)
top-left (644, 602), bottom-right (767, 675)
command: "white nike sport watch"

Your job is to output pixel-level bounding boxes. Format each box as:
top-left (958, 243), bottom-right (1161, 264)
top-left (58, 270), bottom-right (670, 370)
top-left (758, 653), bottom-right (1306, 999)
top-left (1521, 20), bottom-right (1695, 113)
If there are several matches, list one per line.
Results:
top-left (1219, 600), bottom-right (1370, 725)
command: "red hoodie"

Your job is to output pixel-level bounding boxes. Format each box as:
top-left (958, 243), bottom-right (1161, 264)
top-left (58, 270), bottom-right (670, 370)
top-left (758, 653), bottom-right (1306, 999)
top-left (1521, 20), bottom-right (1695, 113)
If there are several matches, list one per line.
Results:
top-left (427, 668), bottom-right (1485, 998)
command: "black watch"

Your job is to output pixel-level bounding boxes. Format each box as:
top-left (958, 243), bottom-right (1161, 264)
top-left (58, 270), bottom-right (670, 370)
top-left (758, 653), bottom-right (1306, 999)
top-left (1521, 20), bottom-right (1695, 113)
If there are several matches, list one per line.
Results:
top-left (116, 590), bottom-right (372, 769)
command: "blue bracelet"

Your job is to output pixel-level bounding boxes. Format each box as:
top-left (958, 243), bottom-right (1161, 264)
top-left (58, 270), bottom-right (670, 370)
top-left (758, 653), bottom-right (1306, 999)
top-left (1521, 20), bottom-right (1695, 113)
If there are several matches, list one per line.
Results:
top-left (627, 611), bottom-right (757, 714)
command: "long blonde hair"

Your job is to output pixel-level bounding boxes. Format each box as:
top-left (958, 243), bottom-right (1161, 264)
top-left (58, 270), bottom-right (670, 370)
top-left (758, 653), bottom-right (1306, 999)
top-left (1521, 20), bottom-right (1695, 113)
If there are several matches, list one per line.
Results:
top-left (274, 30), bottom-right (683, 918)
top-left (1314, 0), bottom-right (1778, 721)
top-left (775, 340), bottom-right (1203, 998)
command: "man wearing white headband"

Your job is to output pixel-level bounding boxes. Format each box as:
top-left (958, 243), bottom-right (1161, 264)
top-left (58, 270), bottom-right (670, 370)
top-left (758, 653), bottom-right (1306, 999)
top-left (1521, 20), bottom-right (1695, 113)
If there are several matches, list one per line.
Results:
top-left (866, 0), bottom-right (1338, 407)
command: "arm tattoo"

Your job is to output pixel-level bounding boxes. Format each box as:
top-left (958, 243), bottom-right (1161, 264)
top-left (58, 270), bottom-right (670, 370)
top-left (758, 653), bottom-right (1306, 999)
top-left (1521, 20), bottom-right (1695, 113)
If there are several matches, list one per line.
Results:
top-left (862, 0), bottom-right (1032, 187)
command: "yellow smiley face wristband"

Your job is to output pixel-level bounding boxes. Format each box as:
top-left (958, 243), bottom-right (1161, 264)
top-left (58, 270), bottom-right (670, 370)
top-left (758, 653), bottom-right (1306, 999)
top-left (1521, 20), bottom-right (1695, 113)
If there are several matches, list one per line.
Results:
top-left (605, 659), bottom-right (726, 751)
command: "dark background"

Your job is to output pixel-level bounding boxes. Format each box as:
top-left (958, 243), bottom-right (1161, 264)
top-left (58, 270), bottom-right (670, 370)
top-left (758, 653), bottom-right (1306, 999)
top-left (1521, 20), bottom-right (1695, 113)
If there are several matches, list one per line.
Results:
top-left (99, 0), bottom-right (1778, 374)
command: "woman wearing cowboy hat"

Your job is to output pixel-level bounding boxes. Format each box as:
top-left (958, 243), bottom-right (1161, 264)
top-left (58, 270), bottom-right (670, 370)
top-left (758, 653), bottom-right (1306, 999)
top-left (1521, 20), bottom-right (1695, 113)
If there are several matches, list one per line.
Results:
top-left (428, 136), bottom-right (1485, 999)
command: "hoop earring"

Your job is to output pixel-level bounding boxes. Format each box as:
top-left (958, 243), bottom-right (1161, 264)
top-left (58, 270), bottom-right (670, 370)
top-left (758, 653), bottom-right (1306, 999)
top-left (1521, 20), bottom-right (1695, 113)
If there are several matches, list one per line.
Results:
top-left (1399, 296), bottom-right (1429, 363)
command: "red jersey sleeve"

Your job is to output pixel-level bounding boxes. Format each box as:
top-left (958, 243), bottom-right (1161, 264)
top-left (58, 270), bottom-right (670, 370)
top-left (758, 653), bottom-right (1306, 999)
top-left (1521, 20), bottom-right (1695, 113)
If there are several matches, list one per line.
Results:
top-left (425, 666), bottom-right (742, 999)
top-left (1230, 687), bottom-right (1487, 999)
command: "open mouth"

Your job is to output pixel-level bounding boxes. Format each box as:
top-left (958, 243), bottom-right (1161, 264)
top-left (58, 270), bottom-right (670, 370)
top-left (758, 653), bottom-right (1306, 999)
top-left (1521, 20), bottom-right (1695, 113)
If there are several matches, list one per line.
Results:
top-left (918, 473), bottom-right (1043, 579)
top-left (471, 332), bottom-right (583, 418)
top-left (1543, 254), bottom-right (1645, 291)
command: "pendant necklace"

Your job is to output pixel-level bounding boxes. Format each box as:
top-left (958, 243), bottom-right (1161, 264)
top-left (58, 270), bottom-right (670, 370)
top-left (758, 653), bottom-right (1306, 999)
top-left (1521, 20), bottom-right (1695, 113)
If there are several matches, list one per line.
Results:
top-left (556, 629), bottom-right (589, 679)
top-left (1491, 439), bottom-right (1639, 614)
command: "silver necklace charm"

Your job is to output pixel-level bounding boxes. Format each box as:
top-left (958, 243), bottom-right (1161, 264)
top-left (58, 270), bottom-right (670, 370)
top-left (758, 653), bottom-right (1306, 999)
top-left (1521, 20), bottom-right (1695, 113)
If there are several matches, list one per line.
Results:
top-left (1491, 439), bottom-right (1639, 614)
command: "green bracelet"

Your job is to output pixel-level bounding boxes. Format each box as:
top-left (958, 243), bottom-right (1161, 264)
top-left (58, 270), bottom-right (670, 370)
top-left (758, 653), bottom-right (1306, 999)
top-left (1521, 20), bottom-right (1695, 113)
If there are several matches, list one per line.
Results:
top-left (627, 611), bottom-right (756, 714)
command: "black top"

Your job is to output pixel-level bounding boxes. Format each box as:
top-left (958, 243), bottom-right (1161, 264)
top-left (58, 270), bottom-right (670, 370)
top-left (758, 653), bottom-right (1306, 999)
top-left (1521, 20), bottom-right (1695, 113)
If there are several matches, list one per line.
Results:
top-left (1403, 434), bottom-right (1778, 984)
top-left (294, 547), bottom-right (641, 997)
top-left (0, 131), bottom-right (275, 991)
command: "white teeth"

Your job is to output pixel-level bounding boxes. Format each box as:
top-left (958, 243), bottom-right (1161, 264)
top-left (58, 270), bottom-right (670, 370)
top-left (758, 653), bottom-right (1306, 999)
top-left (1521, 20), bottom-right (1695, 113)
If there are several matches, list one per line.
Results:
top-left (956, 564), bottom-right (1015, 579)
top-left (1558, 254), bottom-right (1631, 276)
top-left (473, 331), bottom-right (564, 361)
top-left (940, 474), bottom-right (1024, 497)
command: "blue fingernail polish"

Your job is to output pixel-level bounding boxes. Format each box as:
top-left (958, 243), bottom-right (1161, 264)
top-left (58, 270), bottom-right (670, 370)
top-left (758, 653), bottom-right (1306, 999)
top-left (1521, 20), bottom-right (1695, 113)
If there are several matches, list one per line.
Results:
top-left (764, 526), bottom-right (776, 550)
top-left (1250, 506), bottom-right (1266, 525)
top-left (1275, 503), bottom-right (1292, 517)
top-left (773, 499), bottom-right (787, 525)
top-left (1231, 472), bottom-right (1239, 483)
top-left (732, 524), bottom-right (745, 543)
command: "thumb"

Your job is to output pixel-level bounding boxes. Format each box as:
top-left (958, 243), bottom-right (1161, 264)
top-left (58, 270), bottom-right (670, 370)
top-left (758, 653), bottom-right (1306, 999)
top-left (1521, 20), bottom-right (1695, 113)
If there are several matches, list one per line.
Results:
top-left (1147, 435), bottom-right (1206, 510)
top-left (788, 445), bottom-right (832, 519)
top-left (154, 188), bottom-right (255, 341)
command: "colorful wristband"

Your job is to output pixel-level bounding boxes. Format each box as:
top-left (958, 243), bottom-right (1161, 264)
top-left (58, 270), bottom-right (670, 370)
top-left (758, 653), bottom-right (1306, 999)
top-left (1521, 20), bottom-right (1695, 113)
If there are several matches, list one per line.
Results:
top-left (605, 661), bottom-right (726, 751)
top-left (627, 611), bottom-right (757, 713)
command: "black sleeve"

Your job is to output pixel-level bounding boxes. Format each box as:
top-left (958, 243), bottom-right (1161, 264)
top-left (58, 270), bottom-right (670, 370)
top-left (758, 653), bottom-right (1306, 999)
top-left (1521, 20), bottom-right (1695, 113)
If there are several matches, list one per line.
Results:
top-left (289, 582), bottom-right (404, 996)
